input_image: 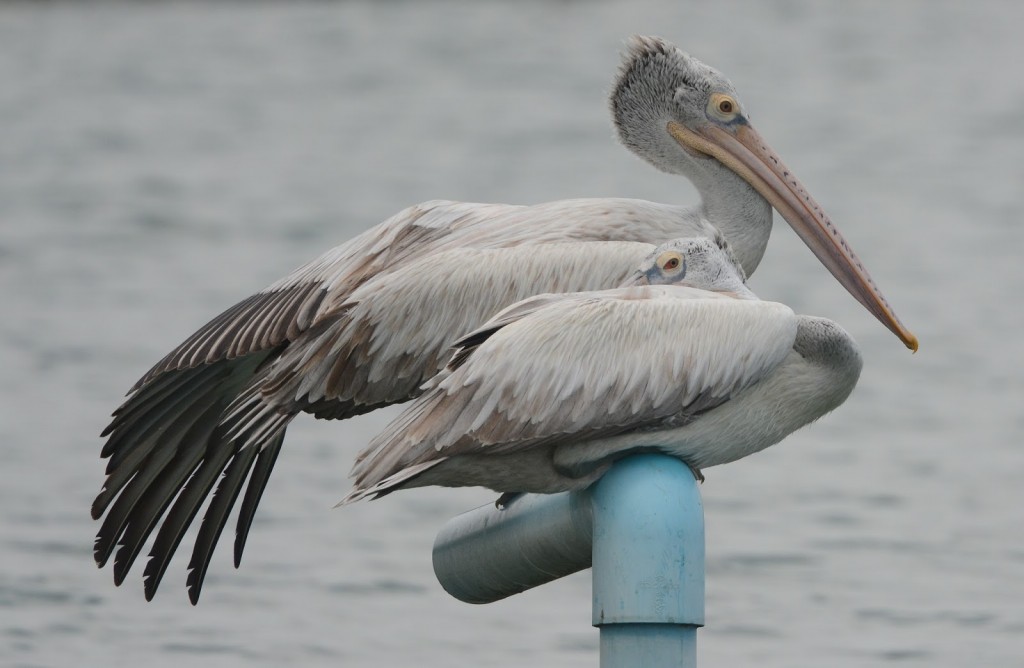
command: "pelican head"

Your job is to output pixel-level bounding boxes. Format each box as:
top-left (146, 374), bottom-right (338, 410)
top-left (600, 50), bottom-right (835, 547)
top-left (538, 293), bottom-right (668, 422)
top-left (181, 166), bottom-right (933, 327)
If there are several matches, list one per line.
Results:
top-left (626, 235), bottom-right (757, 299)
top-left (612, 36), bottom-right (747, 182)
top-left (611, 36), bottom-right (918, 352)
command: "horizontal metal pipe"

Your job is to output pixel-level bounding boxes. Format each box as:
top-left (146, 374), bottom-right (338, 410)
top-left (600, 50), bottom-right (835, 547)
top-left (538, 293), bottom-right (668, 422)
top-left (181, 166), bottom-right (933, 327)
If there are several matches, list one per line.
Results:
top-left (431, 489), bottom-right (594, 604)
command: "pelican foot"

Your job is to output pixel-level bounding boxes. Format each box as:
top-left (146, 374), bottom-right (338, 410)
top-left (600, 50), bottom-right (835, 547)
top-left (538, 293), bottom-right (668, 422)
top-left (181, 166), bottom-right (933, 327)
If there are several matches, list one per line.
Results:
top-left (495, 492), bottom-right (524, 509)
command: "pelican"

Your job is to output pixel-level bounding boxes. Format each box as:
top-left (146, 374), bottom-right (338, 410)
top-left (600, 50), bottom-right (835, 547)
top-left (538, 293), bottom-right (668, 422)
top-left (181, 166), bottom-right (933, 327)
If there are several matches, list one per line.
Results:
top-left (343, 237), bottom-right (862, 503)
top-left (93, 36), bottom-right (910, 603)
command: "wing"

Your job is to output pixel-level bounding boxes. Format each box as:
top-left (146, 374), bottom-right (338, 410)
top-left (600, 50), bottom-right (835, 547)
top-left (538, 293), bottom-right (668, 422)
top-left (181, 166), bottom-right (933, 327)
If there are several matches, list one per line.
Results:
top-left (348, 287), bottom-right (798, 495)
top-left (257, 241), bottom-right (654, 417)
top-left (94, 200), bottom-right (519, 601)
top-left (95, 197), bottom-right (694, 600)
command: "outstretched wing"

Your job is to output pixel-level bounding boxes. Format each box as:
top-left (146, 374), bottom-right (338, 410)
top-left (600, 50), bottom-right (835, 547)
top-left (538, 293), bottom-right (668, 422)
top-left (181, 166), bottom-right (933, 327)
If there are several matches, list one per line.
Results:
top-left (94, 199), bottom-right (531, 602)
top-left (94, 198), bottom-right (674, 601)
top-left (348, 286), bottom-right (797, 497)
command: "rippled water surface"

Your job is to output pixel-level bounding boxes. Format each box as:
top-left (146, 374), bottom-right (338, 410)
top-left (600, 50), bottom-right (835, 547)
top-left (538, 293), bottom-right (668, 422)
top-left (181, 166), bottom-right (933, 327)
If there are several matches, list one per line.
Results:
top-left (2, 2), bottom-right (1022, 666)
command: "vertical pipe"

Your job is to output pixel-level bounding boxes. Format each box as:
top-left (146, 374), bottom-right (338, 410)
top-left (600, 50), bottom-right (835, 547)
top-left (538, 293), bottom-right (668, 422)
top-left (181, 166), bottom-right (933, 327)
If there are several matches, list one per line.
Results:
top-left (591, 455), bottom-right (705, 668)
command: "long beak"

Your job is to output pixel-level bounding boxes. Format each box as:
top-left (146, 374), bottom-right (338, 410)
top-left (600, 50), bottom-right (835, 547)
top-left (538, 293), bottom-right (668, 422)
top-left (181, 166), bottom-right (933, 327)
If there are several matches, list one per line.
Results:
top-left (623, 267), bottom-right (651, 286)
top-left (668, 120), bottom-right (918, 352)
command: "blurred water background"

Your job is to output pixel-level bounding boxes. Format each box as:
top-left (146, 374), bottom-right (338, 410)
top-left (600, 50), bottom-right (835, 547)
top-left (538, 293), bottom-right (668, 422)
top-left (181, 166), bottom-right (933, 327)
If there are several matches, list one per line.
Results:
top-left (2, 1), bottom-right (1022, 666)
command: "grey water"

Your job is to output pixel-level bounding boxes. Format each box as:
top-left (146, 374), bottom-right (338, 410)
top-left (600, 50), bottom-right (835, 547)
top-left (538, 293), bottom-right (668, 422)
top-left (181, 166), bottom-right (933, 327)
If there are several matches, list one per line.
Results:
top-left (2, 1), bottom-right (1022, 666)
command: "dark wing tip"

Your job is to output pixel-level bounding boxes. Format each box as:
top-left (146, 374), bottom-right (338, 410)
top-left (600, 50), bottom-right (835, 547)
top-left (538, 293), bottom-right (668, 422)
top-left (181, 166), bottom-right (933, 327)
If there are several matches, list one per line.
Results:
top-left (112, 550), bottom-right (131, 586)
top-left (90, 495), bottom-right (106, 522)
top-left (93, 534), bottom-right (110, 568)
top-left (232, 434), bottom-right (285, 568)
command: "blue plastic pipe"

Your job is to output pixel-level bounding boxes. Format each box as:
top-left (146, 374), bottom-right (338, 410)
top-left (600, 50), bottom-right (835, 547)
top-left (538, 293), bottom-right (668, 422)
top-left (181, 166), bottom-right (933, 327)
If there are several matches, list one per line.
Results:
top-left (431, 488), bottom-right (594, 604)
top-left (591, 455), bottom-right (704, 667)
top-left (432, 454), bottom-right (705, 667)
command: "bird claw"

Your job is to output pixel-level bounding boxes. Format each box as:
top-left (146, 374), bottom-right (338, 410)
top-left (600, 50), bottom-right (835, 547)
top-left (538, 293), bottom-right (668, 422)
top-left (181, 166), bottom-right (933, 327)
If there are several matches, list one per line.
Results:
top-left (495, 492), bottom-right (524, 509)
top-left (690, 465), bottom-right (705, 483)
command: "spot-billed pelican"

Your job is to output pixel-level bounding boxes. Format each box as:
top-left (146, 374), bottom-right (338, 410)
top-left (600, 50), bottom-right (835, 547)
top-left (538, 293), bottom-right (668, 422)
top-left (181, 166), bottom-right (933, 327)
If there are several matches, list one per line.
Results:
top-left (343, 237), bottom-right (861, 503)
top-left (93, 36), bottom-right (905, 603)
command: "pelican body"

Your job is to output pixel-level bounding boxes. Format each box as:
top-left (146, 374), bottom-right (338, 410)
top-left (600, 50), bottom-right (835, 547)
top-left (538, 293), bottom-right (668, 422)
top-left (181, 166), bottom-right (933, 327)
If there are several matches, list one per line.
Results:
top-left (93, 36), bottom-right (907, 603)
top-left (344, 238), bottom-right (862, 502)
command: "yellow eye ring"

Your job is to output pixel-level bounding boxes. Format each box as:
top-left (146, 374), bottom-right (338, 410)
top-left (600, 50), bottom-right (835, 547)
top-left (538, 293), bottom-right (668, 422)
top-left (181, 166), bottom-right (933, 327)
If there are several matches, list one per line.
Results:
top-left (708, 93), bottom-right (739, 121)
top-left (658, 252), bottom-right (683, 272)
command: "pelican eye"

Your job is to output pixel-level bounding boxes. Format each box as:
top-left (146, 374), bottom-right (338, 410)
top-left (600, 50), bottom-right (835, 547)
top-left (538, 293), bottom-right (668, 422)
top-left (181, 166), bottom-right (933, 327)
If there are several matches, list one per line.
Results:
top-left (708, 93), bottom-right (739, 122)
top-left (657, 252), bottom-right (684, 273)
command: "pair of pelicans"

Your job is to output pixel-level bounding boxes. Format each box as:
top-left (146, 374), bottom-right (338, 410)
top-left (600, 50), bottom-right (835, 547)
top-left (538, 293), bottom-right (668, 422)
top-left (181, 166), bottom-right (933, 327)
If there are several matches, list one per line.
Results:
top-left (93, 36), bottom-right (918, 604)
